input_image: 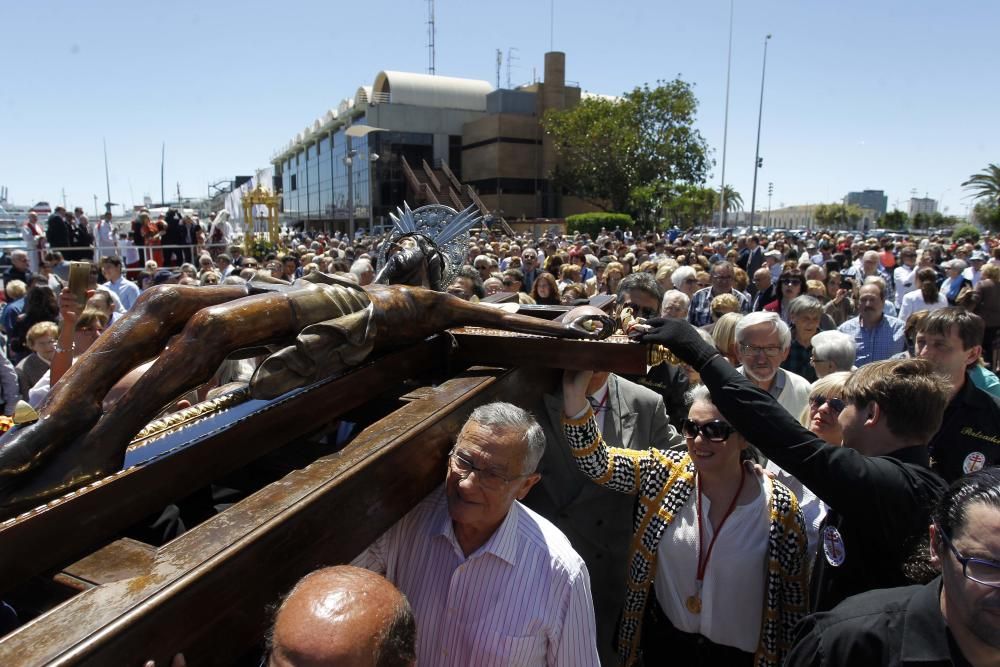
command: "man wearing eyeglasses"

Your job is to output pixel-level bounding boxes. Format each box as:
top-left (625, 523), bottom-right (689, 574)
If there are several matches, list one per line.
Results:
top-left (520, 248), bottom-right (541, 293)
top-left (352, 402), bottom-right (600, 666)
top-left (734, 312), bottom-right (811, 420)
top-left (786, 467), bottom-right (1000, 666)
top-left (687, 261), bottom-right (750, 327)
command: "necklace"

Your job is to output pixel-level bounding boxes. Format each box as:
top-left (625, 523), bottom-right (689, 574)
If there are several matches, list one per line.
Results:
top-left (685, 464), bottom-right (747, 615)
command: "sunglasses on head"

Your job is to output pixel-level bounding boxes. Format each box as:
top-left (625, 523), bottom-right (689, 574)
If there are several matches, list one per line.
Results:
top-left (810, 395), bottom-right (846, 413)
top-left (680, 418), bottom-right (737, 442)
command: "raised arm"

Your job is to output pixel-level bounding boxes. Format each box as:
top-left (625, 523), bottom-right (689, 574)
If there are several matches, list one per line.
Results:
top-left (635, 318), bottom-right (925, 518)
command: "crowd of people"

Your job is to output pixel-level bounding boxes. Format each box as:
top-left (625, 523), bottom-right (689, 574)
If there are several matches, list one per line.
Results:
top-left (3, 214), bottom-right (1000, 666)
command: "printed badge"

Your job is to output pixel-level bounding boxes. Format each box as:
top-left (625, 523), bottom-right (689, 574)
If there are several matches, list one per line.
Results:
top-left (964, 451), bottom-right (987, 474)
top-left (822, 525), bottom-right (846, 567)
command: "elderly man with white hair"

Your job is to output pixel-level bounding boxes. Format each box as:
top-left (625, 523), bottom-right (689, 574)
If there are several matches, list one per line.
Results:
top-left (660, 289), bottom-right (690, 319)
top-left (735, 311), bottom-right (812, 419)
top-left (808, 330), bottom-right (857, 378)
top-left (353, 401), bottom-right (599, 666)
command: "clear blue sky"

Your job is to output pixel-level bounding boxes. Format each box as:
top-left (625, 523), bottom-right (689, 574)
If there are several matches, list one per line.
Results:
top-left (3, 0), bottom-right (997, 218)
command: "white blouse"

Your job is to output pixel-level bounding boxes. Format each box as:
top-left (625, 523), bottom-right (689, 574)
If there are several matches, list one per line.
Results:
top-left (654, 475), bottom-right (770, 653)
top-left (898, 290), bottom-right (948, 323)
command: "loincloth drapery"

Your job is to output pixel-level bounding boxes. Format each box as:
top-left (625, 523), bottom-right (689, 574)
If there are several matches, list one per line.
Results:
top-left (249, 272), bottom-right (377, 399)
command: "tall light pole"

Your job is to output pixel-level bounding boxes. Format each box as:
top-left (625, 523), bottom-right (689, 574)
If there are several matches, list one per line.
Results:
top-left (344, 124), bottom-right (387, 239)
top-left (748, 33), bottom-right (772, 233)
top-left (717, 0), bottom-right (735, 229)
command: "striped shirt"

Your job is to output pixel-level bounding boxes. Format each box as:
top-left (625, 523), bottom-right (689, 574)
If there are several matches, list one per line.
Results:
top-left (837, 314), bottom-right (906, 367)
top-left (352, 485), bottom-right (600, 667)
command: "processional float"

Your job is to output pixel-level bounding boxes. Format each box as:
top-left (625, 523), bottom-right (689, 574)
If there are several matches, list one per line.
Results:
top-left (0, 203), bottom-right (668, 665)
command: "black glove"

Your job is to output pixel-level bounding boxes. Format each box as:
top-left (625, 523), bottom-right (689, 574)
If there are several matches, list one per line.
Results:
top-left (633, 317), bottom-right (720, 370)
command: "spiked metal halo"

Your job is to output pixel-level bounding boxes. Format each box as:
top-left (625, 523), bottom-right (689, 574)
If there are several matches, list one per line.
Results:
top-left (374, 202), bottom-right (481, 292)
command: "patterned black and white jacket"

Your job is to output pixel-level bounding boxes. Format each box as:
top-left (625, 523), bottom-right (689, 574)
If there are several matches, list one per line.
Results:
top-left (563, 409), bottom-right (809, 667)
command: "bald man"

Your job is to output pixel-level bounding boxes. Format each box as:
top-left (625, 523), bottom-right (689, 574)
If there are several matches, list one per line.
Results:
top-left (266, 565), bottom-right (415, 667)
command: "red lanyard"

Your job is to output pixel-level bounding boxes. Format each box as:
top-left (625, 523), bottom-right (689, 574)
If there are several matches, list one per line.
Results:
top-left (695, 464), bottom-right (746, 582)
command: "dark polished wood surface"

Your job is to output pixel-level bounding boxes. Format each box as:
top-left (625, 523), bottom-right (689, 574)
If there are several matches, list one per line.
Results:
top-left (1, 366), bottom-right (554, 665)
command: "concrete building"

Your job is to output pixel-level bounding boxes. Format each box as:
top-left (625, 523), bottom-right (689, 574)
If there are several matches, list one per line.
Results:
top-left (844, 190), bottom-right (887, 218)
top-left (909, 197), bottom-right (937, 218)
top-left (270, 52), bottom-right (601, 232)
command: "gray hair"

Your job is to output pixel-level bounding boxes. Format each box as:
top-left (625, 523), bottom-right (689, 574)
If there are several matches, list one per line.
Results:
top-left (672, 266), bottom-right (697, 289)
top-left (350, 258), bottom-right (373, 278)
top-left (787, 295), bottom-right (824, 320)
top-left (467, 402), bottom-right (546, 473)
top-left (661, 289), bottom-right (690, 316)
top-left (734, 311), bottom-right (791, 350)
top-left (10, 249), bottom-right (27, 260)
top-left (810, 331), bottom-right (857, 372)
top-left (684, 383), bottom-right (714, 408)
top-left (862, 275), bottom-right (887, 300)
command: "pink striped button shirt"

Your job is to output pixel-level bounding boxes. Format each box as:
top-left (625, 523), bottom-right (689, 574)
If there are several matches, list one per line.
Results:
top-left (353, 485), bottom-right (599, 666)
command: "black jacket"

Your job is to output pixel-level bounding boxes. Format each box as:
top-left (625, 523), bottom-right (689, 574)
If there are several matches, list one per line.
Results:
top-left (786, 577), bottom-right (969, 666)
top-left (927, 373), bottom-right (1000, 484)
top-left (699, 356), bottom-right (948, 612)
top-left (45, 213), bottom-right (70, 250)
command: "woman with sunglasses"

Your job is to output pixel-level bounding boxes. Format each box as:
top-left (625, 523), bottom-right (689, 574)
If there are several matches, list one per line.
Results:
top-left (769, 372), bottom-right (853, 561)
top-left (562, 374), bottom-right (808, 666)
top-left (764, 270), bottom-right (804, 323)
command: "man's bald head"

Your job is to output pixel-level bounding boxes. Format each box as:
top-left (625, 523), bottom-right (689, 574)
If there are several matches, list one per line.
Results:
top-left (268, 566), bottom-right (415, 667)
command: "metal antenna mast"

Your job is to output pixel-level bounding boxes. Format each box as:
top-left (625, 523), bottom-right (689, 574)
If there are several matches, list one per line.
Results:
top-left (496, 49), bottom-right (502, 88)
top-left (426, 0), bottom-right (436, 75)
top-left (506, 47), bottom-right (519, 88)
top-left (103, 138), bottom-right (113, 214)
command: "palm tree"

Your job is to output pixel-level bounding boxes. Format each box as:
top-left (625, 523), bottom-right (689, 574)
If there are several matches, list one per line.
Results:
top-left (715, 185), bottom-right (743, 213)
top-left (962, 163), bottom-right (1000, 207)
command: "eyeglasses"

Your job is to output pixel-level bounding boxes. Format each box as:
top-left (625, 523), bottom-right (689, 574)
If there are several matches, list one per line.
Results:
top-left (684, 278), bottom-right (698, 285)
top-left (937, 525), bottom-right (1000, 588)
top-left (739, 344), bottom-right (782, 358)
top-left (448, 450), bottom-right (525, 491)
top-left (502, 279), bottom-right (516, 286)
top-left (810, 395), bottom-right (846, 413)
top-left (712, 274), bottom-right (734, 282)
top-left (781, 278), bottom-right (802, 286)
top-left (680, 418), bottom-right (737, 442)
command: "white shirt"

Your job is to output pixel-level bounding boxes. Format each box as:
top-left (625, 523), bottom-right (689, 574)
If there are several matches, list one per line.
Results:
top-left (893, 264), bottom-right (917, 308)
top-left (898, 290), bottom-right (948, 324)
top-left (352, 485), bottom-right (599, 667)
top-left (655, 475), bottom-right (770, 653)
top-left (964, 266), bottom-right (982, 287)
top-left (765, 462), bottom-right (827, 561)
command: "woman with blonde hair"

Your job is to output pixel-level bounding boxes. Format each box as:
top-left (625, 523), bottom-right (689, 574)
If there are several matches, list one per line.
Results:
top-left (711, 312), bottom-right (743, 366)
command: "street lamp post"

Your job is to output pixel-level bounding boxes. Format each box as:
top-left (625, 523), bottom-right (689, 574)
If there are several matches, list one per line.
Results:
top-left (748, 33), bottom-right (772, 233)
top-left (717, 0), bottom-right (735, 229)
top-left (344, 124), bottom-right (388, 239)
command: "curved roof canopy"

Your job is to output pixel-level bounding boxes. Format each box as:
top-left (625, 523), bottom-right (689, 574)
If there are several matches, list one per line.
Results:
top-left (372, 71), bottom-right (492, 111)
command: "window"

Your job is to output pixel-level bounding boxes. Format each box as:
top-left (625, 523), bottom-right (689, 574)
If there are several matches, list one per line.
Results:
top-left (290, 174), bottom-right (297, 191)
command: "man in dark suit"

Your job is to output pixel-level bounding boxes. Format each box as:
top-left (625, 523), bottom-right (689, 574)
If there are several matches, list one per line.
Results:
top-left (746, 234), bottom-right (765, 277)
top-left (45, 207), bottom-right (71, 256)
top-left (751, 267), bottom-right (779, 310)
top-left (523, 371), bottom-right (682, 666)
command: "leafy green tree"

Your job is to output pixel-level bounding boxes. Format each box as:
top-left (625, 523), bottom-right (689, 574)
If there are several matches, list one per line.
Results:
top-left (814, 203), bottom-right (864, 230)
top-left (542, 80), bottom-right (711, 217)
top-left (663, 184), bottom-right (717, 229)
top-left (912, 212), bottom-right (931, 229)
top-left (962, 163), bottom-right (1000, 207)
top-left (973, 202), bottom-right (1000, 232)
top-left (882, 209), bottom-right (908, 230)
top-left (952, 223), bottom-right (981, 243)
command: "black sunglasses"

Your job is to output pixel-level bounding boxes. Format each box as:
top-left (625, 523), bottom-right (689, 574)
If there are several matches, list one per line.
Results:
top-left (680, 418), bottom-right (737, 442)
top-left (810, 395), bottom-right (846, 413)
top-left (781, 278), bottom-right (802, 286)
